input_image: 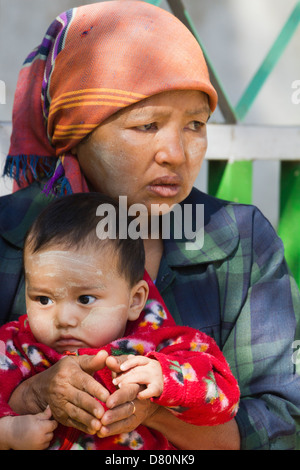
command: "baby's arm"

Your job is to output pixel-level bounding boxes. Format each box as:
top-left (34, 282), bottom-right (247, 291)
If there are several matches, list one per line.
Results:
top-left (112, 355), bottom-right (163, 400)
top-left (0, 406), bottom-right (57, 450)
top-left (111, 324), bottom-right (240, 426)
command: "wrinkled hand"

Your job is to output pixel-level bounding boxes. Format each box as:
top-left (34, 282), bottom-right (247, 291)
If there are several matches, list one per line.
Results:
top-left (97, 355), bottom-right (160, 438)
top-left (36, 350), bottom-right (110, 434)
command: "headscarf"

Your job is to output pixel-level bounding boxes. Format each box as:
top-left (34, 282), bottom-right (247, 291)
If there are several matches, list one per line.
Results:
top-left (4, 0), bottom-right (217, 195)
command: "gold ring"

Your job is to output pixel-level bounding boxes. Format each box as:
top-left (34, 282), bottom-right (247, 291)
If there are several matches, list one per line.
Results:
top-left (130, 400), bottom-right (136, 415)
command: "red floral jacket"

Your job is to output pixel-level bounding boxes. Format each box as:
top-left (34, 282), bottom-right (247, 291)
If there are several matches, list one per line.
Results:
top-left (0, 278), bottom-right (239, 450)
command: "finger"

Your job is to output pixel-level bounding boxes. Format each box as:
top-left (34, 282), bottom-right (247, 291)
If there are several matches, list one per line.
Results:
top-left (50, 382), bottom-right (105, 432)
top-left (106, 354), bottom-right (131, 373)
top-left (39, 405), bottom-right (52, 419)
top-left (102, 400), bottom-right (135, 426)
top-left (45, 431), bottom-right (55, 441)
top-left (98, 404), bottom-right (137, 437)
top-left (138, 383), bottom-right (160, 400)
top-left (40, 419), bottom-right (58, 435)
top-left (65, 392), bottom-right (105, 426)
top-left (106, 383), bottom-right (141, 409)
top-left (79, 350), bottom-right (109, 375)
top-left (48, 420), bottom-right (59, 432)
top-left (73, 372), bottom-right (110, 403)
top-left (120, 356), bottom-right (149, 372)
top-left (113, 366), bottom-right (149, 387)
top-left (44, 434), bottom-right (55, 448)
top-left (63, 403), bottom-right (102, 434)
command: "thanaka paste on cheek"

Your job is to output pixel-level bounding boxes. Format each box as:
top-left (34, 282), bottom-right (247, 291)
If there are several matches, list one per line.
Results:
top-left (26, 308), bottom-right (56, 347)
top-left (81, 304), bottom-right (128, 329)
top-left (80, 304), bottom-right (129, 347)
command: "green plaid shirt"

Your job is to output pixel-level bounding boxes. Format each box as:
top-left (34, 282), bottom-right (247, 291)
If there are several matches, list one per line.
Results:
top-left (0, 181), bottom-right (299, 450)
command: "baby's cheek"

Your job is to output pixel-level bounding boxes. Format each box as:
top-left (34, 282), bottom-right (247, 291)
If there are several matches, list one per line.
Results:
top-left (27, 311), bottom-right (54, 345)
top-left (81, 305), bottom-right (128, 347)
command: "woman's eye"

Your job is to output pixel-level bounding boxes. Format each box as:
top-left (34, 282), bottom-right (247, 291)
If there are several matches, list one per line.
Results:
top-left (37, 296), bottom-right (53, 306)
top-left (78, 295), bottom-right (96, 305)
top-left (135, 123), bottom-right (157, 131)
top-left (187, 121), bottom-right (204, 131)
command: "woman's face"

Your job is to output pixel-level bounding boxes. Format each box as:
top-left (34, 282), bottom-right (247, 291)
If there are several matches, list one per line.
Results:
top-left (74, 90), bottom-right (210, 211)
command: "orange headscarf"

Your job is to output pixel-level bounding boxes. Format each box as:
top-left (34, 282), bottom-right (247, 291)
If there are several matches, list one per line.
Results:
top-left (5, 1), bottom-right (217, 194)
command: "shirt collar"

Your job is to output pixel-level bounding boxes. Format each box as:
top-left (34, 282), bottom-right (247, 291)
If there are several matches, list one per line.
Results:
top-left (163, 188), bottom-right (240, 267)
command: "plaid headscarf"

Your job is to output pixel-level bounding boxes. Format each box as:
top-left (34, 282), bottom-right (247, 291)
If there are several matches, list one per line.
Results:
top-left (4, 0), bottom-right (217, 195)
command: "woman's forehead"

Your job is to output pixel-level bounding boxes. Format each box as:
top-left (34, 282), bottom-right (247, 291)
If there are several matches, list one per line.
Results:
top-left (113, 90), bottom-right (210, 121)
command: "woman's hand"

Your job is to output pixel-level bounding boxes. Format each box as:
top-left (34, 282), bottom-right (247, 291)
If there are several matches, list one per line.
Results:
top-left (97, 355), bottom-right (159, 437)
top-left (9, 350), bottom-right (110, 434)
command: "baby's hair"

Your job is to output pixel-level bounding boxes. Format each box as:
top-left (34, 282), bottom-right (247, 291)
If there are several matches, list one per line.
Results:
top-left (24, 192), bottom-right (145, 286)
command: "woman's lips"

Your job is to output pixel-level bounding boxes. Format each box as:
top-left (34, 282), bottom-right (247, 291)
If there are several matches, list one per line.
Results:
top-left (147, 176), bottom-right (182, 198)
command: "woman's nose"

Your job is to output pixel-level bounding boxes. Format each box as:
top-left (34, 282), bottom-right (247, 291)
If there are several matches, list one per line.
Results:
top-left (154, 129), bottom-right (186, 166)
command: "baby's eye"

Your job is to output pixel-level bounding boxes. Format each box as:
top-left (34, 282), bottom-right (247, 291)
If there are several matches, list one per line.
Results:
top-left (37, 296), bottom-right (53, 306)
top-left (78, 295), bottom-right (96, 305)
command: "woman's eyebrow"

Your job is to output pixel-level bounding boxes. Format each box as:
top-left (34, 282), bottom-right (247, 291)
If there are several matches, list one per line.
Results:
top-left (185, 107), bottom-right (211, 117)
top-left (126, 105), bottom-right (210, 121)
top-left (126, 107), bottom-right (163, 120)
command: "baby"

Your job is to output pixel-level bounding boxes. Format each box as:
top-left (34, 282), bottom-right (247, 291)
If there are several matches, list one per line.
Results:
top-left (0, 193), bottom-right (239, 450)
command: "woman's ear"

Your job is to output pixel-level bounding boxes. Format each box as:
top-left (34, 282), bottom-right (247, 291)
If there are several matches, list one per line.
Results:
top-left (70, 146), bottom-right (78, 156)
top-left (128, 280), bottom-right (149, 322)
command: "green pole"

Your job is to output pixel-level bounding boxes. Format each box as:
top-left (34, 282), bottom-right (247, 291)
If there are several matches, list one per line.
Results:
top-left (235, 2), bottom-right (300, 120)
top-left (278, 162), bottom-right (300, 287)
top-left (208, 160), bottom-right (253, 205)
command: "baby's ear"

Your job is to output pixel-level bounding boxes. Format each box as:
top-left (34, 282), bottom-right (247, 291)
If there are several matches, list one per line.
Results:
top-left (128, 280), bottom-right (149, 321)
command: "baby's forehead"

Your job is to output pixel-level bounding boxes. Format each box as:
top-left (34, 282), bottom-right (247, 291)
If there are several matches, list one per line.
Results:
top-left (24, 241), bottom-right (117, 273)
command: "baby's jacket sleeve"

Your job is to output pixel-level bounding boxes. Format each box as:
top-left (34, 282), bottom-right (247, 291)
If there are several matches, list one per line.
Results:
top-left (128, 297), bottom-right (240, 426)
top-left (146, 325), bottom-right (240, 426)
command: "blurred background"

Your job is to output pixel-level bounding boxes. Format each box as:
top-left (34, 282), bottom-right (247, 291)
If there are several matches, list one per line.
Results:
top-left (0, 0), bottom-right (299, 282)
top-left (1, 0), bottom-right (299, 124)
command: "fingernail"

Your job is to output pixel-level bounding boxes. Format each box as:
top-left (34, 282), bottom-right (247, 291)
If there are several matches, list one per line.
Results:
top-left (94, 409), bottom-right (103, 419)
top-left (91, 419), bottom-right (101, 431)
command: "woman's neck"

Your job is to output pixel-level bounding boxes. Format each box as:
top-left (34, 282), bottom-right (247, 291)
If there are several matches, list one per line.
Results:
top-left (143, 237), bottom-right (164, 281)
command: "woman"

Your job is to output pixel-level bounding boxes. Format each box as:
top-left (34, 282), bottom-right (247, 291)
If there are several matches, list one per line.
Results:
top-left (0, 1), bottom-right (299, 450)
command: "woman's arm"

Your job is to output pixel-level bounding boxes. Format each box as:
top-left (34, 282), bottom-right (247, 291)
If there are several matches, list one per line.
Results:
top-left (9, 351), bottom-right (110, 434)
top-left (145, 406), bottom-right (240, 450)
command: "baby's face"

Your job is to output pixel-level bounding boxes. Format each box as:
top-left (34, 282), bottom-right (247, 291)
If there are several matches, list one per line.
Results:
top-left (24, 244), bottom-right (145, 353)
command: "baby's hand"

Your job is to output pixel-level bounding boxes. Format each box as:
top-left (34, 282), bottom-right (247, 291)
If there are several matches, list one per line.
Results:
top-left (8, 406), bottom-right (58, 450)
top-left (112, 355), bottom-right (163, 400)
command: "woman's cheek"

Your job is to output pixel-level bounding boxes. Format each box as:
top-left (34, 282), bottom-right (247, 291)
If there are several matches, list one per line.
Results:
top-left (189, 134), bottom-right (207, 164)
